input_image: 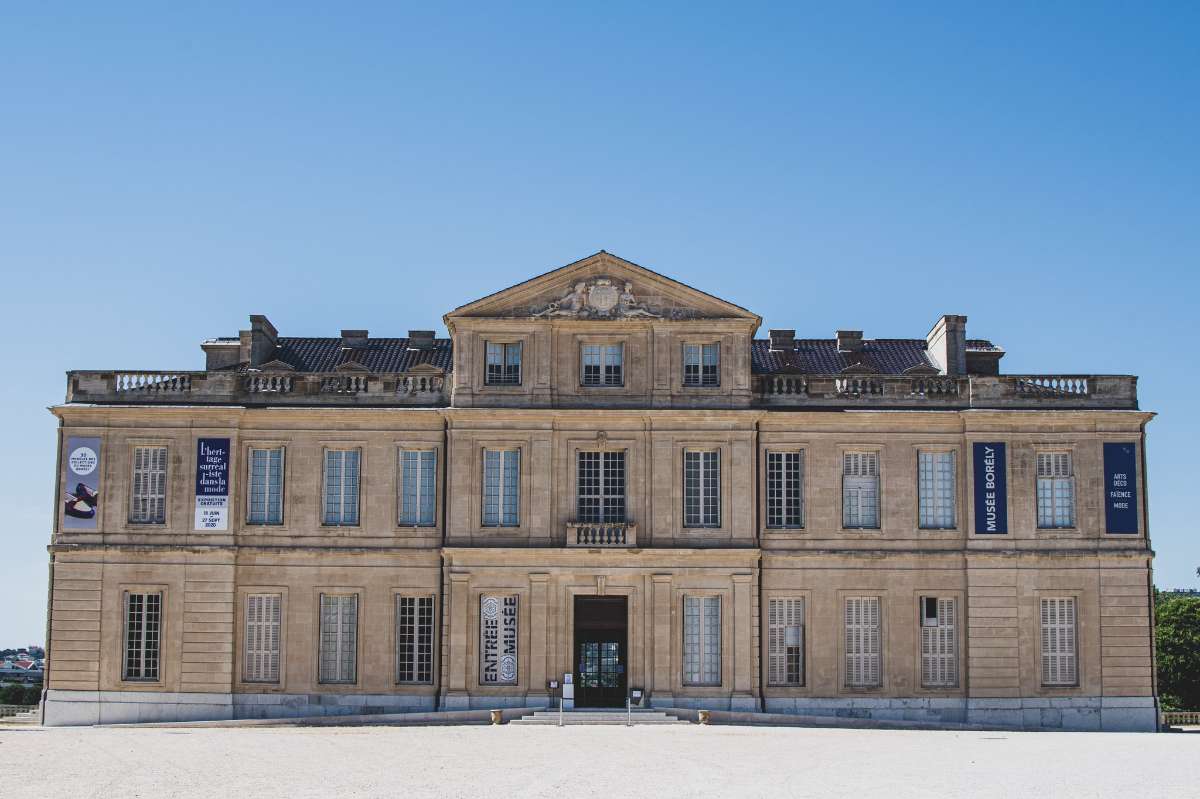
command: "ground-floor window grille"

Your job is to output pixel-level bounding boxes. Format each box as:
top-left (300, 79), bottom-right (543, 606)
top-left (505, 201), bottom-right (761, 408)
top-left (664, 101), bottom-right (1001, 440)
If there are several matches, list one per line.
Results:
top-left (244, 593), bottom-right (281, 683)
top-left (319, 593), bottom-right (358, 684)
top-left (768, 597), bottom-right (805, 686)
top-left (1041, 596), bottom-right (1078, 686)
top-left (683, 595), bottom-right (721, 686)
top-left (123, 591), bottom-right (162, 681)
top-left (396, 595), bottom-right (435, 684)
top-left (844, 596), bottom-right (881, 688)
top-left (920, 597), bottom-right (957, 688)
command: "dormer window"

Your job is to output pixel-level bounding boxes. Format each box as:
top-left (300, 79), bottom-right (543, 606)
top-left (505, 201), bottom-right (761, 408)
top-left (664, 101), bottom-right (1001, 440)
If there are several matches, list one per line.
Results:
top-left (683, 343), bottom-right (720, 387)
top-left (581, 343), bottom-right (623, 387)
top-left (485, 342), bottom-right (522, 386)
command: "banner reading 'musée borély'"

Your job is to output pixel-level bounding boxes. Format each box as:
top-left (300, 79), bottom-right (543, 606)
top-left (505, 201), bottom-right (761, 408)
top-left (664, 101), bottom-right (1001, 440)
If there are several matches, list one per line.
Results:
top-left (195, 438), bottom-right (231, 531)
top-left (973, 442), bottom-right (1007, 534)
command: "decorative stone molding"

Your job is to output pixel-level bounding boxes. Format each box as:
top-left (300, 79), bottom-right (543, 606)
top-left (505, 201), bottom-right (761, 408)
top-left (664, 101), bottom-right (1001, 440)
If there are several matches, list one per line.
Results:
top-left (531, 277), bottom-right (688, 319)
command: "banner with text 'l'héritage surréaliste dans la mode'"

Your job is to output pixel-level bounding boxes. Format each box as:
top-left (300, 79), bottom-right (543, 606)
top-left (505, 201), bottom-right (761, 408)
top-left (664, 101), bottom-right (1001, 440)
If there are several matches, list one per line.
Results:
top-left (195, 438), bottom-right (231, 531)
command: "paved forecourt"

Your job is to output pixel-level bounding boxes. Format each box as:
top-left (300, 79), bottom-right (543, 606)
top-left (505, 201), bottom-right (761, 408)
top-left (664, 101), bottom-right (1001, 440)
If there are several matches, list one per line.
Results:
top-left (2, 724), bottom-right (1197, 798)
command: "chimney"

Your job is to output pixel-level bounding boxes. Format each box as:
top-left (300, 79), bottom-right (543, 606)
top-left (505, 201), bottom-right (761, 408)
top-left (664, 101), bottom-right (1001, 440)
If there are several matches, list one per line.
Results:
top-left (340, 329), bottom-right (369, 352)
top-left (201, 337), bottom-right (241, 370)
top-left (768, 329), bottom-right (795, 352)
top-left (926, 314), bottom-right (968, 375)
top-left (407, 330), bottom-right (435, 351)
top-left (836, 330), bottom-right (863, 353)
top-left (244, 314), bottom-right (278, 367)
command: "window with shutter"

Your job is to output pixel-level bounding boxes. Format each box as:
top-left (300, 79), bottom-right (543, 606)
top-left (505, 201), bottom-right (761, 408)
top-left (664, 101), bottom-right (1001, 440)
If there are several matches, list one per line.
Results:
top-left (318, 593), bottom-right (358, 684)
top-left (482, 449), bottom-right (520, 527)
top-left (1037, 452), bottom-right (1075, 528)
top-left (766, 451), bottom-right (805, 529)
top-left (843, 452), bottom-right (880, 529)
top-left (247, 447), bottom-right (284, 524)
top-left (244, 593), bottom-right (282, 683)
top-left (398, 449), bottom-right (437, 526)
top-left (683, 595), bottom-right (721, 686)
top-left (768, 597), bottom-right (805, 686)
top-left (1040, 596), bottom-right (1078, 686)
top-left (844, 596), bottom-right (881, 688)
top-left (683, 450), bottom-right (721, 528)
top-left (919, 597), bottom-right (957, 688)
top-left (396, 595), bottom-right (435, 684)
top-left (129, 446), bottom-right (168, 524)
top-left (123, 591), bottom-right (162, 681)
top-left (918, 451), bottom-right (956, 529)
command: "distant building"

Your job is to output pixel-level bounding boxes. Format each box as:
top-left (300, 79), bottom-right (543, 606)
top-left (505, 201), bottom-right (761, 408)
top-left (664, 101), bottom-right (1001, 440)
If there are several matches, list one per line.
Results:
top-left (43, 251), bottom-right (1156, 730)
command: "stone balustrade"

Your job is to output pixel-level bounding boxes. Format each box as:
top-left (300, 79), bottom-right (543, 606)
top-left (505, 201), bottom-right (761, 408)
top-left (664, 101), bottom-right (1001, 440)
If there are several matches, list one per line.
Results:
top-left (113, 372), bottom-right (193, 393)
top-left (565, 522), bottom-right (637, 548)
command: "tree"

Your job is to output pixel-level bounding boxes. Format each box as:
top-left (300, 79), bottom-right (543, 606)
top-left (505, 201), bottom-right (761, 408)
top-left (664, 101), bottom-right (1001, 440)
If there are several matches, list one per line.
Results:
top-left (1156, 593), bottom-right (1200, 711)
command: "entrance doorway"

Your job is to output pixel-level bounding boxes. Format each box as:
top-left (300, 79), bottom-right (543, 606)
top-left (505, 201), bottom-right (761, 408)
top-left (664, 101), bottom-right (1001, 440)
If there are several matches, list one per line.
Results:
top-left (573, 595), bottom-right (627, 708)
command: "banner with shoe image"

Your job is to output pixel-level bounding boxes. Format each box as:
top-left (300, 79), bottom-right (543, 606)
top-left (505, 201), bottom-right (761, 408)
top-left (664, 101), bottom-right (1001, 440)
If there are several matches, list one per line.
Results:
top-left (62, 436), bottom-right (101, 529)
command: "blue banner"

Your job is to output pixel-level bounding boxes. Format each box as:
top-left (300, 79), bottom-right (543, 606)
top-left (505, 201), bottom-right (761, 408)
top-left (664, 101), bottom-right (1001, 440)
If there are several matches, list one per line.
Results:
top-left (195, 437), bottom-right (231, 531)
top-left (973, 442), bottom-right (1008, 534)
top-left (1103, 443), bottom-right (1139, 534)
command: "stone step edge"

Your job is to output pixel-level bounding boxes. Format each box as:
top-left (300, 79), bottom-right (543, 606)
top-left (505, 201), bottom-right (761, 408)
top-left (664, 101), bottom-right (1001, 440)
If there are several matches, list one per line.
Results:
top-left (95, 707), bottom-right (550, 729)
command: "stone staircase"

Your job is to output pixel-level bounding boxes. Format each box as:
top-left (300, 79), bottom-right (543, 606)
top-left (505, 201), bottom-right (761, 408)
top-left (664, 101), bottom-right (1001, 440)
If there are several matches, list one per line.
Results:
top-left (510, 708), bottom-right (690, 726)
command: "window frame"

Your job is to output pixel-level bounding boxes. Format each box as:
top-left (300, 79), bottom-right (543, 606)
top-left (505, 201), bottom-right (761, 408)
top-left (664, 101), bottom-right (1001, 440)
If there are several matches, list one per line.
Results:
top-left (484, 340), bottom-right (523, 387)
top-left (576, 449), bottom-right (627, 523)
top-left (122, 589), bottom-right (164, 682)
top-left (682, 594), bottom-right (722, 687)
top-left (580, 342), bottom-right (625, 388)
top-left (1036, 451), bottom-right (1076, 530)
top-left (243, 592), bottom-right (283, 684)
top-left (128, 444), bottom-right (169, 525)
top-left (682, 448), bottom-right (721, 529)
top-left (842, 450), bottom-right (881, 530)
top-left (481, 447), bottom-right (521, 528)
top-left (682, 342), bottom-right (721, 388)
top-left (397, 448), bottom-right (438, 527)
top-left (246, 445), bottom-right (286, 526)
top-left (765, 449), bottom-right (805, 529)
top-left (321, 448), bottom-right (362, 527)
top-left (395, 593), bottom-right (436, 685)
top-left (917, 449), bottom-right (957, 530)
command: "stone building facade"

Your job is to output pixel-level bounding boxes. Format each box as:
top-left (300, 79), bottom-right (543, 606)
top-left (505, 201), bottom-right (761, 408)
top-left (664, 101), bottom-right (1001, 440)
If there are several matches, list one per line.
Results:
top-left (43, 251), bottom-right (1157, 729)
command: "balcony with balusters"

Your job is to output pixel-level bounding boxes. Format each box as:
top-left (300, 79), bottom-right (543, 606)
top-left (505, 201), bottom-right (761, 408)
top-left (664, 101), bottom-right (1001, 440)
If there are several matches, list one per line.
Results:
top-left (565, 522), bottom-right (638, 548)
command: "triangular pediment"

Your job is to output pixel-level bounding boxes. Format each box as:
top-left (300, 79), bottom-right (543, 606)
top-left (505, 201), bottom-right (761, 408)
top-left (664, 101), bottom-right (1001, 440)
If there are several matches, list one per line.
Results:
top-left (444, 251), bottom-right (761, 327)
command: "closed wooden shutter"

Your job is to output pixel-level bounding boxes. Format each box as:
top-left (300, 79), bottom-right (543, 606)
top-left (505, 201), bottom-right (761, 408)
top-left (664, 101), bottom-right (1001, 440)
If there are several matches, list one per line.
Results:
top-left (768, 597), bottom-right (805, 686)
top-left (920, 597), bottom-right (957, 688)
top-left (245, 593), bottom-right (281, 683)
top-left (1041, 597), bottom-right (1077, 686)
top-left (845, 596), bottom-right (881, 688)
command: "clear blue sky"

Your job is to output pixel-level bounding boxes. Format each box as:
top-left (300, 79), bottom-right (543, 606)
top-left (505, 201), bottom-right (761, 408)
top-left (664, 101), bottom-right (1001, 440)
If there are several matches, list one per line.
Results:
top-left (2, 3), bottom-right (1196, 645)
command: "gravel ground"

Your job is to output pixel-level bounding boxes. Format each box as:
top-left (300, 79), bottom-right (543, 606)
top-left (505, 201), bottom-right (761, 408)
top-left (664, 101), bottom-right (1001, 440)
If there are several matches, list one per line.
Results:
top-left (1, 724), bottom-right (1197, 798)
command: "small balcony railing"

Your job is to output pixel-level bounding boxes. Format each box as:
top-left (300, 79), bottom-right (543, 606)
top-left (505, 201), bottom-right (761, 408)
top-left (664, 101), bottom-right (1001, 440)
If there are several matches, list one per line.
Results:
top-left (566, 522), bottom-right (637, 548)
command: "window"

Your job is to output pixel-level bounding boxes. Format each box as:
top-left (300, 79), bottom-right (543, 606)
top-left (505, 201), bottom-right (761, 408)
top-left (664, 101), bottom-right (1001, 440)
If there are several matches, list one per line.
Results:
top-left (485, 341), bottom-right (522, 386)
top-left (577, 451), bottom-right (626, 523)
top-left (399, 449), bottom-right (437, 526)
top-left (244, 593), bottom-right (281, 683)
top-left (843, 452), bottom-right (880, 529)
top-left (1041, 597), bottom-right (1078, 686)
top-left (247, 447), bottom-right (284, 525)
top-left (482, 449), bottom-right (520, 527)
top-left (844, 596), bottom-right (881, 688)
top-left (1037, 452), bottom-right (1075, 528)
top-left (396, 595), bottom-right (435, 684)
top-left (768, 597), bottom-right (805, 686)
top-left (581, 343), bottom-right (623, 387)
top-left (123, 591), bottom-right (162, 681)
top-left (683, 596), bottom-right (721, 686)
top-left (766, 451), bottom-right (805, 528)
top-left (323, 449), bottom-right (360, 526)
top-left (683, 450), bottom-right (720, 528)
top-left (683, 343), bottom-right (720, 387)
top-left (318, 593), bottom-right (358, 684)
top-left (918, 451), bottom-right (956, 529)
top-left (129, 446), bottom-right (167, 524)
top-left (920, 597), bottom-right (957, 688)
top-left (479, 594), bottom-right (519, 685)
